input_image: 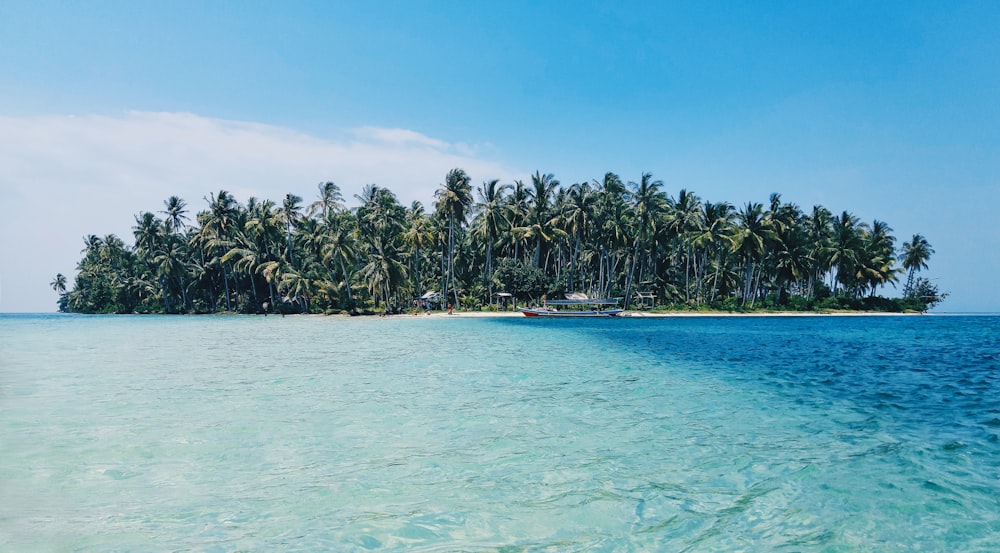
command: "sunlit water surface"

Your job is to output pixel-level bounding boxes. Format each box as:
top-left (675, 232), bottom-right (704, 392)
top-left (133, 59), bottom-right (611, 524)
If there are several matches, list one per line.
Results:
top-left (1, 313), bottom-right (998, 551)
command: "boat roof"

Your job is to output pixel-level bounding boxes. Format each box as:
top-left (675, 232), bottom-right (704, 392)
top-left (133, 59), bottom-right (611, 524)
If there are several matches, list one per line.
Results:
top-left (545, 298), bottom-right (621, 305)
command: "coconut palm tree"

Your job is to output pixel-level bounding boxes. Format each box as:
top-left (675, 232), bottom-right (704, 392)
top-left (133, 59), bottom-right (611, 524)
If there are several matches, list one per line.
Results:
top-left (356, 185), bottom-right (408, 309)
top-left (592, 173), bottom-right (628, 297)
top-left (522, 171), bottom-right (562, 269)
top-left (563, 181), bottom-right (596, 293)
top-left (359, 237), bottom-right (408, 311)
top-left (133, 211), bottom-right (172, 311)
top-left (51, 273), bottom-right (67, 294)
top-left (281, 193), bottom-right (304, 267)
top-left (132, 212), bottom-right (164, 259)
top-left (501, 179), bottom-right (531, 263)
top-left (278, 267), bottom-right (316, 312)
top-left (153, 238), bottom-right (192, 312)
top-left (691, 201), bottom-right (736, 304)
top-left (829, 211), bottom-right (865, 297)
top-left (200, 190), bottom-right (241, 310)
top-left (860, 220), bottom-right (900, 297)
top-left (308, 181), bottom-right (344, 218)
top-left (160, 196), bottom-right (189, 234)
top-left (666, 189), bottom-right (703, 302)
top-left (901, 234), bottom-right (934, 296)
top-left (805, 205), bottom-right (834, 299)
top-left (404, 201), bottom-right (433, 296)
top-left (624, 173), bottom-right (664, 309)
top-left (472, 179), bottom-right (510, 298)
top-left (734, 202), bottom-right (772, 306)
top-left (434, 169), bottom-right (473, 307)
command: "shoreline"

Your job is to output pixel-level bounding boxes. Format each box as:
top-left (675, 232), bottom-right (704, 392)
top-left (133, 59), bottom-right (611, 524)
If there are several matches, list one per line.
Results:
top-left (25, 309), bottom-right (932, 318)
top-left (325, 309), bottom-right (923, 318)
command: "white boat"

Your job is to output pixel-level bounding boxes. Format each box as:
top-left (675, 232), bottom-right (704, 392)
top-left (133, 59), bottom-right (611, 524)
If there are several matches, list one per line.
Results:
top-left (518, 294), bottom-right (623, 317)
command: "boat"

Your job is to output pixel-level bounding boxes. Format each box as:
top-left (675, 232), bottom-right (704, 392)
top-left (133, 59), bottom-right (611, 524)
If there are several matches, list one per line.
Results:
top-left (518, 293), bottom-right (624, 317)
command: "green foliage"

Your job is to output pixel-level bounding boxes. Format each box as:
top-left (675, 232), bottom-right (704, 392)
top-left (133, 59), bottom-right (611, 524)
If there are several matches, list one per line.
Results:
top-left (493, 258), bottom-right (551, 304)
top-left (785, 295), bottom-right (812, 311)
top-left (898, 277), bottom-right (947, 312)
top-left (57, 170), bottom-right (943, 315)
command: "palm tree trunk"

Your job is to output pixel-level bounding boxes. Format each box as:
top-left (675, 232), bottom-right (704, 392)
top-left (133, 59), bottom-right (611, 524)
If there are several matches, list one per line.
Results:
top-left (742, 259), bottom-right (753, 306)
top-left (249, 274), bottom-right (260, 307)
top-left (599, 246), bottom-right (605, 297)
top-left (710, 249), bottom-right (723, 304)
top-left (624, 236), bottom-right (641, 310)
top-left (222, 263), bottom-right (232, 311)
top-left (568, 237), bottom-right (576, 292)
top-left (447, 216), bottom-right (455, 303)
top-left (412, 245), bottom-right (421, 294)
top-left (684, 246), bottom-right (691, 303)
top-left (440, 241), bottom-right (447, 300)
top-left (485, 242), bottom-right (493, 298)
top-left (160, 277), bottom-right (172, 314)
top-left (338, 257), bottom-right (354, 309)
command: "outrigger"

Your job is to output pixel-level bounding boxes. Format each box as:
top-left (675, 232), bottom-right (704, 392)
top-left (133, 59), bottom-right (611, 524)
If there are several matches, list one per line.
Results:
top-left (518, 293), bottom-right (624, 317)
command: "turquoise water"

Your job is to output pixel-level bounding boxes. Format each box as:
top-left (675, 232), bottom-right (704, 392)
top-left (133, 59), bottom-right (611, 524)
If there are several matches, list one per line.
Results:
top-left (1, 314), bottom-right (998, 551)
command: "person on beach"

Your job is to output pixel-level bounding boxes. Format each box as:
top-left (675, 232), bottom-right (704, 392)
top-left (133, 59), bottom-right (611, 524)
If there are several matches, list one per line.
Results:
top-left (447, 303), bottom-right (453, 315)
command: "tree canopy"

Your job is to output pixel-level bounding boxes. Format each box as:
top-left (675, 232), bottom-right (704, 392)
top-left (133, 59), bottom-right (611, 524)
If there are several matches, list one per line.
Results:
top-left (56, 171), bottom-right (943, 314)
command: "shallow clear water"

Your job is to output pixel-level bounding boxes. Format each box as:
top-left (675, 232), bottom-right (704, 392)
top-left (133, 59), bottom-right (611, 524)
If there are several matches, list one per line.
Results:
top-left (1, 313), bottom-right (998, 551)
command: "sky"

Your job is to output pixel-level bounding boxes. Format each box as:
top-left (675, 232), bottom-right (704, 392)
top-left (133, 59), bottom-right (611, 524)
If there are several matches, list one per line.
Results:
top-left (1, 1), bottom-right (998, 312)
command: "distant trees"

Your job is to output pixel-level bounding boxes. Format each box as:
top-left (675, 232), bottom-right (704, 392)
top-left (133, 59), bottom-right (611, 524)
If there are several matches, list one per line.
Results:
top-left (57, 168), bottom-right (942, 314)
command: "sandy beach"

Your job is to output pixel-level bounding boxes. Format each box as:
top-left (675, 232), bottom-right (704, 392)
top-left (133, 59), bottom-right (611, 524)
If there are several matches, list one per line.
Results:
top-left (384, 310), bottom-right (917, 318)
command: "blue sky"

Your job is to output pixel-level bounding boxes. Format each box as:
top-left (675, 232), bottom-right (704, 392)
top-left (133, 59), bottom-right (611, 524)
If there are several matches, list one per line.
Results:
top-left (1, 1), bottom-right (998, 312)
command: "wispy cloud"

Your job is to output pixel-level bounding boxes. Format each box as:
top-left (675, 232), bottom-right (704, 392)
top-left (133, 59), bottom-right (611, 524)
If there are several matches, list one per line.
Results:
top-left (0, 111), bottom-right (514, 312)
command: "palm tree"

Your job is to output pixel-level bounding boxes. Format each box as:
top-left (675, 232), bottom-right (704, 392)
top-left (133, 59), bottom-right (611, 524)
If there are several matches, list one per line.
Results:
top-left (522, 171), bottom-right (562, 269)
top-left (132, 212), bottom-right (164, 259)
top-left (281, 193), bottom-right (304, 267)
top-left (242, 197), bottom-right (284, 307)
top-left (592, 173), bottom-right (628, 297)
top-left (201, 190), bottom-right (240, 311)
top-left (563, 182), bottom-right (596, 292)
top-left (901, 234), bottom-right (933, 297)
top-left (133, 211), bottom-right (172, 311)
top-left (805, 205), bottom-right (834, 299)
top-left (829, 211), bottom-right (865, 297)
top-left (278, 267), bottom-right (316, 312)
top-left (771, 225), bottom-right (811, 304)
top-left (860, 220), bottom-right (900, 297)
top-left (153, 238), bottom-right (192, 312)
top-left (356, 185), bottom-right (408, 309)
top-left (624, 173), bottom-right (664, 310)
top-left (160, 196), bottom-right (189, 234)
top-left (308, 181), bottom-right (344, 218)
top-left (734, 202), bottom-right (770, 306)
top-left (359, 238), bottom-right (408, 311)
top-left (472, 180), bottom-right (510, 298)
top-left (501, 179), bottom-right (530, 263)
top-left (691, 201), bottom-right (736, 304)
top-left (667, 189), bottom-right (703, 302)
top-left (403, 201), bottom-right (433, 296)
top-left (51, 273), bottom-right (67, 294)
top-left (434, 168), bottom-right (473, 307)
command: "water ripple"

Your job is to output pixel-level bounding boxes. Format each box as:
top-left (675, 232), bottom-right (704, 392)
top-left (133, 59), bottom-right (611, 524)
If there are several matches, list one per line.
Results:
top-left (1, 314), bottom-right (999, 550)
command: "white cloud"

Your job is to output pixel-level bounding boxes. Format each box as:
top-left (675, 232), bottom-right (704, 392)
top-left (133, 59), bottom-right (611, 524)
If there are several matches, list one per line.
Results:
top-left (0, 111), bottom-right (515, 312)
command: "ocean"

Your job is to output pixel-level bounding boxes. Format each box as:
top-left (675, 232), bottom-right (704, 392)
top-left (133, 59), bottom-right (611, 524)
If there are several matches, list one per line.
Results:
top-left (1, 313), bottom-right (998, 551)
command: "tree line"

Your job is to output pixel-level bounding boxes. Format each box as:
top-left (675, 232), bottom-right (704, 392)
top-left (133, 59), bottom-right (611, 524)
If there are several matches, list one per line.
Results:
top-left (52, 169), bottom-right (944, 314)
